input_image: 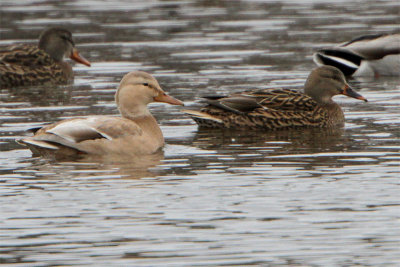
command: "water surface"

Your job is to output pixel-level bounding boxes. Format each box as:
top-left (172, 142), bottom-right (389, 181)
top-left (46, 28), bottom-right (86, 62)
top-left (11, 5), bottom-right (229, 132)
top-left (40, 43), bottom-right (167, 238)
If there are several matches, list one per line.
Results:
top-left (1, 0), bottom-right (399, 266)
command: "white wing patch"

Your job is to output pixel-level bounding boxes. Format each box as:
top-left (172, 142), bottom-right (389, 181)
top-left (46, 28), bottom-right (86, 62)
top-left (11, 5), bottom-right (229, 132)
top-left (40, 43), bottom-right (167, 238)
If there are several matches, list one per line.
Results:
top-left (21, 139), bottom-right (59, 150)
top-left (47, 118), bottom-right (113, 143)
top-left (313, 53), bottom-right (360, 69)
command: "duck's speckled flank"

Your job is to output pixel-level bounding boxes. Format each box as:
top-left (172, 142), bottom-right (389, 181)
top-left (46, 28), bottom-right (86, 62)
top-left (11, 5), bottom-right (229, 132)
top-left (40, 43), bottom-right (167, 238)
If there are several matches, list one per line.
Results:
top-left (0, 44), bottom-right (69, 88)
top-left (193, 89), bottom-right (332, 130)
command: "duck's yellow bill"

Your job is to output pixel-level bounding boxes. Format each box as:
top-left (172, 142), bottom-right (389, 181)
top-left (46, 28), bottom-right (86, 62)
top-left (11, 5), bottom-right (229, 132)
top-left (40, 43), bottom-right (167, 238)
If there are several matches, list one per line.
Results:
top-left (154, 92), bottom-right (184, 106)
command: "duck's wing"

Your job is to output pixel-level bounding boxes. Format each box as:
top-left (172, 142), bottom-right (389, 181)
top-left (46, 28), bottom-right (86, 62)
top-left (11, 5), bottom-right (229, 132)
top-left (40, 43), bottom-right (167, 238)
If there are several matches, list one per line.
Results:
top-left (184, 94), bottom-right (263, 128)
top-left (201, 89), bottom-right (316, 113)
top-left (201, 95), bottom-right (263, 114)
top-left (0, 44), bottom-right (53, 66)
top-left (184, 89), bottom-right (326, 129)
top-left (17, 116), bottom-right (143, 153)
top-left (341, 34), bottom-right (386, 46)
top-left (241, 89), bottom-right (318, 111)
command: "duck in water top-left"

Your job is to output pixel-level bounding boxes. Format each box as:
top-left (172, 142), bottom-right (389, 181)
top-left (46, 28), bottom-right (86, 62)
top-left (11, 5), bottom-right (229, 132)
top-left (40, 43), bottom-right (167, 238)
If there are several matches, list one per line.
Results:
top-left (0, 27), bottom-right (91, 88)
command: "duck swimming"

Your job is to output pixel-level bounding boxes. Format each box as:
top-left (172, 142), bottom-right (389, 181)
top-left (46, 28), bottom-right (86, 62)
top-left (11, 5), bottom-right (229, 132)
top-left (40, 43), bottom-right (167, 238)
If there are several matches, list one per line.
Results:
top-left (0, 27), bottom-right (91, 88)
top-left (17, 71), bottom-right (184, 159)
top-left (184, 66), bottom-right (367, 130)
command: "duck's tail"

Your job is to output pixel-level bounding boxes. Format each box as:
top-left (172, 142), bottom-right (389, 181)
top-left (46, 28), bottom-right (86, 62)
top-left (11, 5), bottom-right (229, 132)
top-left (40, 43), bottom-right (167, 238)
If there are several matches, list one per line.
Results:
top-left (183, 109), bottom-right (224, 128)
top-left (16, 138), bottom-right (58, 150)
top-left (313, 49), bottom-right (364, 76)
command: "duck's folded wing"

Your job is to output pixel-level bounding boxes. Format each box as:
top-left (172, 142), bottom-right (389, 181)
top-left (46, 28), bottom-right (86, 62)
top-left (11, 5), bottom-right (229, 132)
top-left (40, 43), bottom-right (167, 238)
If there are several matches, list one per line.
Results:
top-left (19, 117), bottom-right (143, 152)
top-left (242, 89), bottom-right (318, 112)
top-left (340, 33), bottom-right (385, 47)
top-left (0, 45), bottom-right (53, 66)
top-left (203, 89), bottom-right (318, 113)
top-left (203, 95), bottom-right (263, 114)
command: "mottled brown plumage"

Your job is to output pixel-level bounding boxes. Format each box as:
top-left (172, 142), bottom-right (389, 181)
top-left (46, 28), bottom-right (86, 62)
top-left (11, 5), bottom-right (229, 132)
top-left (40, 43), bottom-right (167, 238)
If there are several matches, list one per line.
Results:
top-left (184, 66), bottom-right (367, 130)
top-left (0, 28), bottom-right (90, 88)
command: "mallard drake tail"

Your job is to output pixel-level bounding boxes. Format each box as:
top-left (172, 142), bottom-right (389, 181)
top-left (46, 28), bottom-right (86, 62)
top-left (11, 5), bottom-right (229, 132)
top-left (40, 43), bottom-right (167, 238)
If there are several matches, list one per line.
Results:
top-left (313, 33), bottom-right (400, 77)
top-left (313, 49), bottom-right (363, 76)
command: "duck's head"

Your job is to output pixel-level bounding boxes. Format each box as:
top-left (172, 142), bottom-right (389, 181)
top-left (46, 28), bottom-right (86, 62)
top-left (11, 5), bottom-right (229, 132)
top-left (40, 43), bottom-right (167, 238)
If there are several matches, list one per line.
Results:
top-left (304, 66), bottom-right (367, 104)
top-left (38, 28), bottom-right (91, 66)
top-left (116, 71), bottom-right (184, 118)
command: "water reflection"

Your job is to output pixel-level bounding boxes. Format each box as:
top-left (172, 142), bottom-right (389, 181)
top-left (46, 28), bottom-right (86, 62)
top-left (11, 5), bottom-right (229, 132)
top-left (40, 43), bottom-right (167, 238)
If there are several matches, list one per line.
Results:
top-left (25, 151), bottom-right (165, 179)
top-left (191, 127), bottom-right (346, 152)
top-left (5, 85), bottom-right (76, 106)
top-left (183, 127), bottom-right (351, 174)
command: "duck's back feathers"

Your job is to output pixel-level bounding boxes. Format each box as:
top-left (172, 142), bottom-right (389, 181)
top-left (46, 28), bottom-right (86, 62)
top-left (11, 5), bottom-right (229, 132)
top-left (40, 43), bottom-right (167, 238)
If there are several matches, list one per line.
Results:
top-left (185, 89), bottom-right (331, 130)
top-left (244, 89), bottom-right (318, 111)
top-left (0, 45), bottom-right (53, 66)
top-left (341, 33), bottom-right (400, 60)
top-left (0, 44), bottom-right (69, 88)
top-left (342, 34), bottom-right (385, 46)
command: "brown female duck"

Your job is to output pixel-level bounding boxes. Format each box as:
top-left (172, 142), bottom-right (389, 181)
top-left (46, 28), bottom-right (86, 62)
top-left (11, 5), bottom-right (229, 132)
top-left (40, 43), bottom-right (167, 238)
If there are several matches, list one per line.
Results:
top-left (0, 27), bottom-right (91, 88)
top-left (17, 71), bottom-right (184, 159)
top-left (184, 66), bottom-right (367, 129)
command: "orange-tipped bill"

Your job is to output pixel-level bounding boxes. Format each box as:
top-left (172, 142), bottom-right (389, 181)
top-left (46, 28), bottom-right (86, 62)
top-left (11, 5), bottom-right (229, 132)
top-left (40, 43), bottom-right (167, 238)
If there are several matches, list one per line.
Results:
top-left (70, 48), bottom-right (91, 67)
top-left (342, 84), bottom-right (368, 102)
top-left (154, 92), bottom-right (184, 106)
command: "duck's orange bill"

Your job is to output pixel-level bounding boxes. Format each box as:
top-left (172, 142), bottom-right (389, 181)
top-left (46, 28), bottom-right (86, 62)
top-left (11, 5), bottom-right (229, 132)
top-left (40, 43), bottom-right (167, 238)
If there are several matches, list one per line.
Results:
top-left (342, 84), bottom-right (368, 102)
top-left (70, 48), bottom-right (91, 67)
top-left (154, 92), bottom-right (184, 106)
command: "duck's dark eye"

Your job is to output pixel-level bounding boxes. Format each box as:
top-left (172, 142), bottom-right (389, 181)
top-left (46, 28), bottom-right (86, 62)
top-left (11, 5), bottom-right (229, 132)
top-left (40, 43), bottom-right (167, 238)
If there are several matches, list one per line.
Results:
top-left (142, 83), bottom-right (149, 86)
top-left (333, 74), bottom-right (341, 81)
top-left (61, 35), bottom-right (74, 46)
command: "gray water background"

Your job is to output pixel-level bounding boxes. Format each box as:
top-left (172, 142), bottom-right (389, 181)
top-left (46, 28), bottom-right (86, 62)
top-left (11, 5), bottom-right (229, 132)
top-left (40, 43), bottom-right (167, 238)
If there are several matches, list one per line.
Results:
top-left (1, 0), bottom-right (399, 266)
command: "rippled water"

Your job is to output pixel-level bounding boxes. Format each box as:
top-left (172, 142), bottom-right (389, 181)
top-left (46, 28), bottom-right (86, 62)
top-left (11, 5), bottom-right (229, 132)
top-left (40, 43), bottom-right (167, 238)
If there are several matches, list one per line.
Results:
top-left (1, 0), bottom-right (400, 266)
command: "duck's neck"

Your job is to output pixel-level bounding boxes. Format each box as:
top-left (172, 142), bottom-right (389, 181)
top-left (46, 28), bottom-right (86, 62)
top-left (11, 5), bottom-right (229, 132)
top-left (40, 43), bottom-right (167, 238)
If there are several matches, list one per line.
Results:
top-left (135, 115), bottom-right (164, 143)
top-left (122, 109), bottom-right (164, 146)
top-left (58, 61), bottom-right (74, 82)
top-left (306, 89), bottom-right (345, 127)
